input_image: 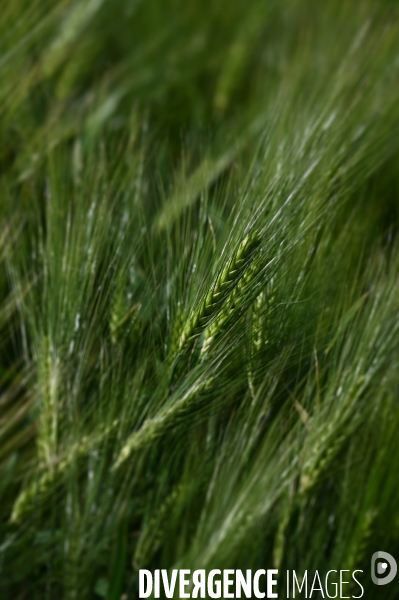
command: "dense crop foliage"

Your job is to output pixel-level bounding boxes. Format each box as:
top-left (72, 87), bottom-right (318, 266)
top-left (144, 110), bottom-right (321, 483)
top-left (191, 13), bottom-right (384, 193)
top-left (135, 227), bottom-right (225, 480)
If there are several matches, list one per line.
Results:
top-left (1, 0), bottom-right (399, 597)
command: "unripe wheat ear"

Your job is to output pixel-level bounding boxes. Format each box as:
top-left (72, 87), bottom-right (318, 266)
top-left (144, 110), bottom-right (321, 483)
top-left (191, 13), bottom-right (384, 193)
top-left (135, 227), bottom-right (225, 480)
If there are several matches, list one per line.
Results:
top-left (179, 232), bottom-right (261, 352)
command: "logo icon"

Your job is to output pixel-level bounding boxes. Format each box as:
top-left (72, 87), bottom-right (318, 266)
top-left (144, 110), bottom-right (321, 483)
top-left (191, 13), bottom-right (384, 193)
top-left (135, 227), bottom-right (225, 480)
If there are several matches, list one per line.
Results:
top-left (371, 551), bottom-right (397, 585)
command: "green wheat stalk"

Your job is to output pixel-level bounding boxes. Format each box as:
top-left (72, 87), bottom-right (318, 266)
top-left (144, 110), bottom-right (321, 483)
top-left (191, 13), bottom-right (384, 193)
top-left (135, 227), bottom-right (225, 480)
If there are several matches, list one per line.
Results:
top-left (179, 232), bottom-right (261, 352)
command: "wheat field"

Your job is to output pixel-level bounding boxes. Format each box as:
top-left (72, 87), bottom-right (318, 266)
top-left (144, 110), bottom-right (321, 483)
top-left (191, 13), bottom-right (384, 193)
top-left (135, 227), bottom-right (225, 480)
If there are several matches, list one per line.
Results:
top-left (1, 0), bottom-right (399, 598)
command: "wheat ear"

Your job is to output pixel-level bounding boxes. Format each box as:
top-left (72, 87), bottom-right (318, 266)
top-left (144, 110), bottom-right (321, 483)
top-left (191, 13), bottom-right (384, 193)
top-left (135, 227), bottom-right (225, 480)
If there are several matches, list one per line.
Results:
top-left (179, 233), bottom-right (261, 353)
